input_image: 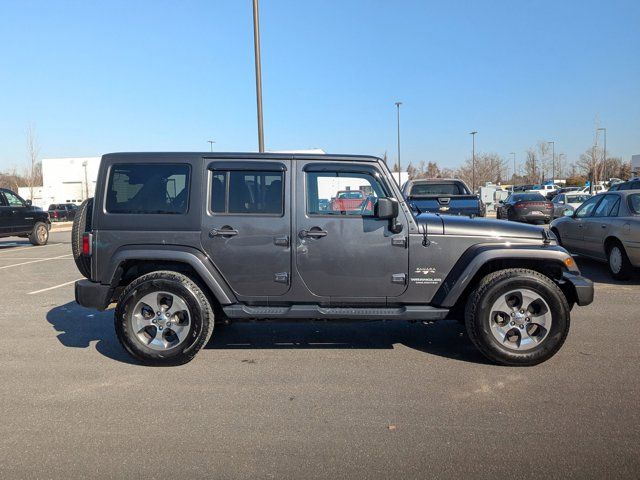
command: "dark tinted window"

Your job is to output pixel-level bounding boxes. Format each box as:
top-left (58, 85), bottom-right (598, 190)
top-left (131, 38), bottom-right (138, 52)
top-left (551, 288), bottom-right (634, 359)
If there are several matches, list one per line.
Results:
top-left (211, 171), bottom-right (283, 215)
top-left (106, 164), bottom-right (190, 214)
top-left (48, 204), bottom-right (57, 210)
top-left (0, 194), bottom-right (7, 207)
top-left (513, 194), bottom-right (546, 202)
top-left (409, 182), bottom-right (468, 196)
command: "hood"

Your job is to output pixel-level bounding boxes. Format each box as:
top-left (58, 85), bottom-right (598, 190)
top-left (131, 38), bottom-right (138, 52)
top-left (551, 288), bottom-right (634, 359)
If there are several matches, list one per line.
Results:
top-left (416, 214), bottom-right (545, 240)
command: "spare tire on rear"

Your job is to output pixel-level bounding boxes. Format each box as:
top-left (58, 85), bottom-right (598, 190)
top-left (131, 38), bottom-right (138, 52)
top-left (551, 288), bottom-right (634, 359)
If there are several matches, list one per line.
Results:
top-left (72, 198), bottom-right (94, 279)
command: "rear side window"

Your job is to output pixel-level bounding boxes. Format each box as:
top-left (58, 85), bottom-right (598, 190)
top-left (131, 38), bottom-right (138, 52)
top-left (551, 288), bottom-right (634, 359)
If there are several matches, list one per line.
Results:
top-left (593, 195), bottom-right (619, 217)
top-left (106, 164), bottom-right (190, 214)
top-left (628, 194), bottom-right (640, 214)
top-left (211, 170), bottom-right (283, 215)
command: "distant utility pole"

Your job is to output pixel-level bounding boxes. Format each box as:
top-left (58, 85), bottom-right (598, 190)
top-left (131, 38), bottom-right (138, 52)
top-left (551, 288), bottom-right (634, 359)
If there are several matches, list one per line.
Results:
top-left (207, 140), bottom-right (215, 152)
top-left (395, 102), bottom-right (402, 185)
top-left (252, 0), bottom-right (265, 152)
top-left (470, 131), bottom-right (477, 191)
top-left (547, 141), bottom-right (555, 183)
top-left (598, 127), bottom-right (607, 182)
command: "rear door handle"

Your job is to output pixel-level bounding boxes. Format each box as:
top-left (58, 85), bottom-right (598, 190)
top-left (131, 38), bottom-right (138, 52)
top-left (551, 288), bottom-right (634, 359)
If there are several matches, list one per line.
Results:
top-left (209, 226), bottom-right (239, 237)
top-left (299, 228), bottom-right (327, 239)
top-left (601, 225), bottom-right (608, 229)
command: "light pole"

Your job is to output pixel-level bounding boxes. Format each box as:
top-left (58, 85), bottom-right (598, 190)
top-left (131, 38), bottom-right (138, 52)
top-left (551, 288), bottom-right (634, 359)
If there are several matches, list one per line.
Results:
top-left (598, 127), bottom-right (607, 183)
top-left (252, 0), bottom-right (265, 152)
top-left (547, 141), bottom-right (555, 183)
top-left (470, 131), bottom-right (477, 192)
top-left (395, 102), bottom-right (402, 186)
top-left (207, 140), bottom-right (215, 152)
top-left (510, 152), bottom-right (516, 189)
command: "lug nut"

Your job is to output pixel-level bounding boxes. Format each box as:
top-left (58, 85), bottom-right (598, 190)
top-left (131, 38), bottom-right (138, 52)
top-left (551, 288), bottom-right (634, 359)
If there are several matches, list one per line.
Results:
top-left (510, 321), bottom-right (515, 326)
top-left (519, 325), bottom-right (524, 329)
top-left (510, 312), bottom-right (515, 317)
top-left (526, 318), bottom-right (531, 322)
top-left (152, 319), bottom-right (157, 324)
top-left (158, 326), bottom-right (163, 331)
top-left (520, 309), bottom-right (525, 314)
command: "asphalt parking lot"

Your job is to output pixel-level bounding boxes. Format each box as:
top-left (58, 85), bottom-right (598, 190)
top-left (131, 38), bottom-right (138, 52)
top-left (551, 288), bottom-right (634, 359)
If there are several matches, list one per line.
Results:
top-left (1, 231), bottom-right (638, 479)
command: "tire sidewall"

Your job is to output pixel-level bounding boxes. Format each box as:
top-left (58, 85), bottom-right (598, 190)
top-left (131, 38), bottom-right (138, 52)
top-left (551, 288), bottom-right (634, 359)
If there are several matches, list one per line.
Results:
top-left (31, 222), bottom-right (49, 245)
top-left (116, 277), bottom-right (209, 363)
top-left (473, 274), bottom-right (569, 364)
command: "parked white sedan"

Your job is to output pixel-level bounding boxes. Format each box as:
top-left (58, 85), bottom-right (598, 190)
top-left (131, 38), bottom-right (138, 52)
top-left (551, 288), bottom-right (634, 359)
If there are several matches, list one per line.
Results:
top-left (551, 192), bottom-right (592, 218)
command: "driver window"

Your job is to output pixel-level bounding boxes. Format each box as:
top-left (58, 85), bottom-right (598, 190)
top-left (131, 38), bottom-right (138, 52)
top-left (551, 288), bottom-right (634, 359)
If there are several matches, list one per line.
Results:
top-left (4, 191), bottom-right (25, 207)
top-left (574, 195), bottom-right (601, 218)
top-left (307, 171), bottom-right (386, 216)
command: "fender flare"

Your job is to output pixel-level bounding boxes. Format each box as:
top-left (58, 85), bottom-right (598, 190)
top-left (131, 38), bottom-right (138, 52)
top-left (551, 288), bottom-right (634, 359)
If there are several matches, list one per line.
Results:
top-left (432, 243), bottom-right (578, 308)
top-left (105, 245), bottom-right (236, 305)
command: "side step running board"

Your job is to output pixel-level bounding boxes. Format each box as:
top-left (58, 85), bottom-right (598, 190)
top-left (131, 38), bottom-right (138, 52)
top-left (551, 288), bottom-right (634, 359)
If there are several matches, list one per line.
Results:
top-left (222, 304), bottom-right (449, 321)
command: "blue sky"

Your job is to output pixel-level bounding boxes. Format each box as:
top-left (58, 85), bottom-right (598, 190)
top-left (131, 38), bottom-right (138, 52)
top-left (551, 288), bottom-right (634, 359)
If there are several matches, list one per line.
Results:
top-left (1, 0), bottom-right (639, 172)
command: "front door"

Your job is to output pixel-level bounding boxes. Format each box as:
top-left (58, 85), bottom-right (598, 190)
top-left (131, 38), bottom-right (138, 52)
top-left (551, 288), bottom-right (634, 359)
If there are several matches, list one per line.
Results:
top-left (201, 160), bottom-right (292, 297)
top-left (2, 190), bottom-right (30, 233)
top-left (562, 195), bottom-right (602, 254)
top-left (582, 194), bottom-right (620, 259)
top-left (295, 161), bottom-right (409, 299)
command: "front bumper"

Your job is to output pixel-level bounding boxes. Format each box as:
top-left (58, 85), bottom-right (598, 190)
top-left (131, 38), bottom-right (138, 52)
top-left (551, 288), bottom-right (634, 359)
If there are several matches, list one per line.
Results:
top-left (561, 272), bottom-right (594, 306)
top-left (75, 279), bottom-right (112, 310)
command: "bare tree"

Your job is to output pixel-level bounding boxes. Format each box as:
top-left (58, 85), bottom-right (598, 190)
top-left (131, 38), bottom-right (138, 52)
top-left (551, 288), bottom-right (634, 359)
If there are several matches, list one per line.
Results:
top-left (523, 149), bottom-right (538, 184)
top-left (456, 153), bottom-right (507, 189)
top-left (26, 123), bottom-right (40, 199)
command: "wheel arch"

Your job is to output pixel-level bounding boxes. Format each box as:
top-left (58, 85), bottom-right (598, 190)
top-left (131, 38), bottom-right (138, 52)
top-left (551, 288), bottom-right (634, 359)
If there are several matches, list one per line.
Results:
top-left (603, 235), bottom-right (623, 254)
top-left (434, 244), bottom-right (579, 311)
top-left (105, 246), bottom-right (236, 308)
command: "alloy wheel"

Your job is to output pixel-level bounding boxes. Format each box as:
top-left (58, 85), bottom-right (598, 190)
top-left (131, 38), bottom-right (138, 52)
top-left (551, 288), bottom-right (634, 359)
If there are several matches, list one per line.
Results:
top-left (132, 291), bottom-right (191, 350)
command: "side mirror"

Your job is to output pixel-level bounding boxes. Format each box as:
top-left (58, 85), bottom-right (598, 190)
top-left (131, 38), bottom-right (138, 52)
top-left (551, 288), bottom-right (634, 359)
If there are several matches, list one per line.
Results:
top-left (25, 199), bottom-right (32, 206)
top-left (497, 200), bottom-right (504, 205)
top-left (375, 197), bottom-right (399, 220)
top-left (563, 209), bottom-right (574, 217)
top-left (375, 197), bottom-right (403, 233)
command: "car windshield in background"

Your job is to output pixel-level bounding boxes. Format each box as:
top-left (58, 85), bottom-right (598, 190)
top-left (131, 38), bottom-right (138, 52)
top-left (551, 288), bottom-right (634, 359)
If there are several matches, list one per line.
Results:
top-left (628, 194), bottom-right (640, 214)
top-left (514, 194), bottom-right (545, 202)
top-left (409, 182), bottom-right (467, 196)
top-left (567, 194), bottom-right (591, 203)
top-left (337, 191), bottom-right (363, 199)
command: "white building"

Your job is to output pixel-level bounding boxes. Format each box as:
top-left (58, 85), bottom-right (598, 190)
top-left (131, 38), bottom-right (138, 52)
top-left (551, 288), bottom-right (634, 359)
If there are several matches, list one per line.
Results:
top-left (632, 155), bottom-right (640, 178)
top-left (41, 156), bottom-right (101, 206)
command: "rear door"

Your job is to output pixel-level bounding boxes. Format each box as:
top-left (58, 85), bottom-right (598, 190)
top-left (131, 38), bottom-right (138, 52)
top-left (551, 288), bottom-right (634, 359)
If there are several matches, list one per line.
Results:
top-left (201, 160), bottom-right (291, 297)
top-left (295, 161), bottom-right (409, 299)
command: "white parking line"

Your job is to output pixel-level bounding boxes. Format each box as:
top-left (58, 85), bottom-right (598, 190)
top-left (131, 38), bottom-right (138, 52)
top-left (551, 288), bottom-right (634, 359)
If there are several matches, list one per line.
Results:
top-left (0, 254), bottom-right (72, 270)
top-left (28, 279), bottom-right (82, 295)
top-left (0, 243), bottom-right (63, 254)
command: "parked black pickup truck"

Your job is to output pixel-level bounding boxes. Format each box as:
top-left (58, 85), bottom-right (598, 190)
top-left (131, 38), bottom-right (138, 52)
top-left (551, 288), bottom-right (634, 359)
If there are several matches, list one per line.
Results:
top-left (402, 179), bottom-right (485, 217)
top-left (0, 188), bottom-right (51, 245)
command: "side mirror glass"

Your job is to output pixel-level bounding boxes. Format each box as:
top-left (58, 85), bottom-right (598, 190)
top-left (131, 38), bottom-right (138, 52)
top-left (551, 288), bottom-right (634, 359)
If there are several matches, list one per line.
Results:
top-left (563, 209), bottom-right (574, 217)
top-left (375, 197), bottom-right (399, 220)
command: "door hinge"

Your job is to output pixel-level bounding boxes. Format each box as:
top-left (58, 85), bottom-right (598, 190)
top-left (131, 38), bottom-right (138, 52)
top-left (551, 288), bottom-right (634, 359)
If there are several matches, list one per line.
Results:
top-left (274, 272), bottom-right (289, 284)
top-left (273, 235), bottom-right (290, 247)
top-left (391, 273), bottom-right (407, 285)
top-left (391, 236), bottom-right (407, 248)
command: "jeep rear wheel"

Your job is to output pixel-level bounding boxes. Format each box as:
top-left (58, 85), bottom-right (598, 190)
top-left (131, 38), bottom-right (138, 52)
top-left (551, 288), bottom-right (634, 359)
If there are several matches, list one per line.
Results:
top-left (115, 271), bottom-right (214, 366)
top-left (465, 268), bottom-right (570, 366)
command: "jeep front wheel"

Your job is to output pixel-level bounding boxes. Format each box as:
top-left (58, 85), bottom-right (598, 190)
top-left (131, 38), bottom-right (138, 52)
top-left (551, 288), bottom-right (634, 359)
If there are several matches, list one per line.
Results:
top-left (115, 271), bottom-right (214, 366)
top-left (465, 268), bottom-right (570, 366)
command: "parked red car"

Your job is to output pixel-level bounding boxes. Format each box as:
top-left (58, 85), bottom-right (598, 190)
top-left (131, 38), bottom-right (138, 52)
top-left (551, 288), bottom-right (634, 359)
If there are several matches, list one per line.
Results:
top-left (330, 190), bottom-right (367, 212)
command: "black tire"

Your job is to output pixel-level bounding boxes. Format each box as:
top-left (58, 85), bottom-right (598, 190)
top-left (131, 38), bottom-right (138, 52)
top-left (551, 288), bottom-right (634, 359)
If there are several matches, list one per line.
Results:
top-left (29, 221), bottom-right (49, 246)
top-left (607, 241), bottom-right (633, 280)
top-left (71, 198), bottom-right (93, 278)
top-left (465, 268), bottom-right (570, 366)
top-left (114, 271), bottom-right (214, 366)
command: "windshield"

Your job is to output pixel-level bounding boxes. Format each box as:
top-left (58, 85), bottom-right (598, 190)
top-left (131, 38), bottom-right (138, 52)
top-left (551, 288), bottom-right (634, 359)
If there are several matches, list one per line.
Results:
top-left (628, 194), bottom-right (640, 214)
top-left (409, 182), bottom-right (468, 196)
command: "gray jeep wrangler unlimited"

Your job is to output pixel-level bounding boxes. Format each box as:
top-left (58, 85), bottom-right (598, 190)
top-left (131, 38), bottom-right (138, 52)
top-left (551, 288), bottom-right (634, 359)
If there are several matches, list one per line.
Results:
top-left (73, 152), bottom-right (593, 366)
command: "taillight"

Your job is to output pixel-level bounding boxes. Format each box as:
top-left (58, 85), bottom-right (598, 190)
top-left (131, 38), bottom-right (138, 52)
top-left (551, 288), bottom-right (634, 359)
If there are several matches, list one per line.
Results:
top-left (82, 232), bottom-right (92, 256)
top-left (546, 202), bottom-right (553, 209)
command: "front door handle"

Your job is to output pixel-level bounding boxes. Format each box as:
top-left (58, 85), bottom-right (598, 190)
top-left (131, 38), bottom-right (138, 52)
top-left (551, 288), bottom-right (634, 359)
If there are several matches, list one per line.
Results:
top-left (209, 226), bottom-right (239, 237)
top-left (299, 228), bottom-right (328, 239)
top-left (601, 224), bottom-right (608, 229)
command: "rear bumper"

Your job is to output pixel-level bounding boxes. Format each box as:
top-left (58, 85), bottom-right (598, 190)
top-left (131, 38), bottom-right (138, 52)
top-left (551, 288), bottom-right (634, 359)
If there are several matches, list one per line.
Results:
top-left (561, 272), bottom-right (594, 306)
top-left (75, 279), bottom-right (112, 310)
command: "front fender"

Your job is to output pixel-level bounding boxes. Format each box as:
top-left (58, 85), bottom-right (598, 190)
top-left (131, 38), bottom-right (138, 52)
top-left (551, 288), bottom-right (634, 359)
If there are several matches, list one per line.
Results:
top-left (432, 243), bottom-right (580, 308)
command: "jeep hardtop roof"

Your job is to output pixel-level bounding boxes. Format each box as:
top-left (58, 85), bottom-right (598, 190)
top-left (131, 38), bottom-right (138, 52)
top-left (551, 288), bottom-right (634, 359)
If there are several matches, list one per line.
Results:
top-left (101, 152), bottom-right (381, 163)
